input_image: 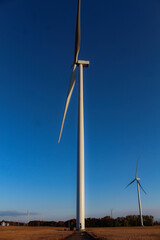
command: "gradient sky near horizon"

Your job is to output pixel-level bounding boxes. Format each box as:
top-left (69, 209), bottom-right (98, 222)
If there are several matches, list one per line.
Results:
top-left (0, 0), bottom-right (160, 222)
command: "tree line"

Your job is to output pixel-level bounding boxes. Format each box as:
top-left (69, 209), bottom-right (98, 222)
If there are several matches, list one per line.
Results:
top-left (1, 215), bottom-right (159, 227)
top-left (28, 215), bottom-right (158, 227)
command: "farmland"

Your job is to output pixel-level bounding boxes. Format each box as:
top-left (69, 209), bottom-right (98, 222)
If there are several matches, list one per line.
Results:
top-left (87, 226), bottom-right (160, 240)
top-left (0, 226), bottom-right (73, 240)
top-left (0, 226), bottom-right (160, 240)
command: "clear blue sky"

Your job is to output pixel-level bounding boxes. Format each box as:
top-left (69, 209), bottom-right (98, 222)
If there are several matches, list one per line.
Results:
top-left (0, 0), bottom-right (160, 222)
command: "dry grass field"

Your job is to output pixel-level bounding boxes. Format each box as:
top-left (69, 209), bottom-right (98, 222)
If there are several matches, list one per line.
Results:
top-left (87, 226), bottom-right (160, 240)
top-left (0, 226), bottom-right (160, 240)
top-left (0, 226), bottom-right (73, 240)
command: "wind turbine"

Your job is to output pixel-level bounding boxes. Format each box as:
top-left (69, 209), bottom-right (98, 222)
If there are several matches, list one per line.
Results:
top-left (111, 209), bottom-right (113, 219)
top-left (27, 210), bottom-right (29, 224)
top-left (58, 0), bottom-right (89, 231)
top-left (125, 164), bottom-right (146, 226)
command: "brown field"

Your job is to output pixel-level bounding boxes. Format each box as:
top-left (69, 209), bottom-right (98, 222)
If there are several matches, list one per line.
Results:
top-left (0, 226), bottom-right (160, 240)
top-left (86, 226), bottom-right (160, 240)
top-left (0, 226), bottom-right (73, 240)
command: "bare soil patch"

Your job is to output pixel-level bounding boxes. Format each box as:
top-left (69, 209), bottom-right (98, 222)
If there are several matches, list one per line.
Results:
top-left (86, 226), bottom-right (160, 240)
top-left (0, 226), bottom-right (73, 240)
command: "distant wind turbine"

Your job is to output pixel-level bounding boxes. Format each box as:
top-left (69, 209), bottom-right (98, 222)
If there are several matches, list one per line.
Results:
top-left (58, 0), bottom-right (89, 231)
top-left (111, 209), bottom-right (113, 218)
top-left (125, 164), bottom-right (146, 226)
top-left (27, 210), bottom-right (29, 224)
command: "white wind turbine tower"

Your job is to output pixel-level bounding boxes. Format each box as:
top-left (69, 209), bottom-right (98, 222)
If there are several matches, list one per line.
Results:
top-left (125, 164), bottom-right (146, 226)
top-left (27, 210), bottom-right (29, 224)
top-left (58, 0), bottom-right (89, 231)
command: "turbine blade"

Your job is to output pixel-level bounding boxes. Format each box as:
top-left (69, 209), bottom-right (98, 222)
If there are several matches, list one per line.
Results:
top-left (139, 182), bottom-right (147, 194)
top-left (58, 64), bottom-right (77, 143)
top-left (125, 179), bottom-right (136, 189)
top-left (136, 159), bottom-right (139, 178)
top-left (74, 0), bottom-right (81, 63)
top-left (136, 163), bottom-right (138, 178)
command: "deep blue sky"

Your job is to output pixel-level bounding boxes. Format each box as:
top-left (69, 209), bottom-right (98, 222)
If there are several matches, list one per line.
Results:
top-left (0, 0), bottom-right (160, 222)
